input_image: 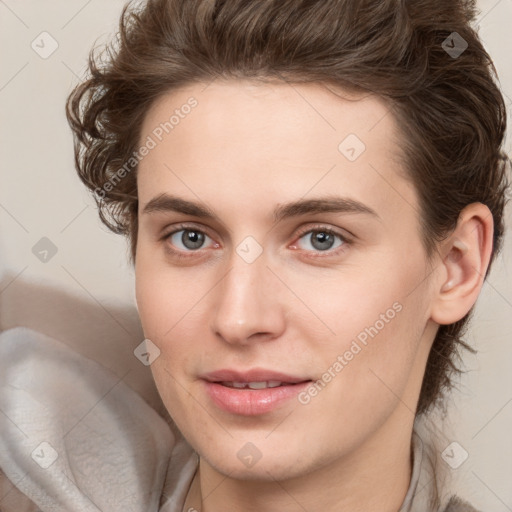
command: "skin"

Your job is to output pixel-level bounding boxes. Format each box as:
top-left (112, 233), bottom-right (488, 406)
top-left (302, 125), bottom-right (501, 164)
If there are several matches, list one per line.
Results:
top-left (134, 79), bottom-right (493, 512)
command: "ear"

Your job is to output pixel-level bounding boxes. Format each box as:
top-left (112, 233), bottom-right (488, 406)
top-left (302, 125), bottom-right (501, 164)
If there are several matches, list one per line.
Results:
top-left (430, 203), bottom-right (494, 325)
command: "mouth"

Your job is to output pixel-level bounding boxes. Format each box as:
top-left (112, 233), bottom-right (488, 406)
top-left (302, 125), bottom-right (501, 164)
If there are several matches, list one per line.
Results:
top-left (200, 369), bottom-right (313, 415)
top-left (219, 380), bottom-right (297, 389)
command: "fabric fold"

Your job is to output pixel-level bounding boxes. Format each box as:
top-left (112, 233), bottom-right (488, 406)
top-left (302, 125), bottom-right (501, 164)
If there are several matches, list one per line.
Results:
top-left (0, 327), bottom-right (175, 512)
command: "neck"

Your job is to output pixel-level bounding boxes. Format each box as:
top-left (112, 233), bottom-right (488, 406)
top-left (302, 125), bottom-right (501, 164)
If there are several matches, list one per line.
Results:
top-left (184, 413), bottom-right (415, 512)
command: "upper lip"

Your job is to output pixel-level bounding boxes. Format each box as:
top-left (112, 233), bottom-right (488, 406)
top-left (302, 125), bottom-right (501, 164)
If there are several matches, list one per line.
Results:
top-left (201, 368), bottom-right (311, 384)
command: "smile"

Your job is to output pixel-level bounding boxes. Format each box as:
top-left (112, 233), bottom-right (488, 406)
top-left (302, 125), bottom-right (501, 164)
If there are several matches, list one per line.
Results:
top-left (199, 369), bottom-right (312, 415)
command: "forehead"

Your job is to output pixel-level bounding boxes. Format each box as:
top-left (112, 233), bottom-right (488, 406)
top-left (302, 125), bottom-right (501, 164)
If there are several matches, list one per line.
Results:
top-left (140, 79), bottom-right (395, 160)
top-left (137, 79), bottom-right (417, 227)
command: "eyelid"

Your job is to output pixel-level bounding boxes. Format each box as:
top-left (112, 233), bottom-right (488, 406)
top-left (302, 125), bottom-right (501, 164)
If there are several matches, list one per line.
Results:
top-left (293, 223), bottom-right (352, 240)
top-left (289, 224), bottom-right (352, 255)
top-left (160, 223), bottom-right (220, 258)
top-left (160, 222), bottom-right (216, 243)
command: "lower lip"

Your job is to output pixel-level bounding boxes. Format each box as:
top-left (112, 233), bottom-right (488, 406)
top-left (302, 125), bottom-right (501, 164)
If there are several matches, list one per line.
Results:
top-left (203, 381), bottom-right (311, 416)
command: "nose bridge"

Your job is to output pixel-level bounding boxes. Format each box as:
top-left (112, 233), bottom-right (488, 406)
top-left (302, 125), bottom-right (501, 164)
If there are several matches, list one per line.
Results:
top-left (210, 248), bottom-right (284, 344)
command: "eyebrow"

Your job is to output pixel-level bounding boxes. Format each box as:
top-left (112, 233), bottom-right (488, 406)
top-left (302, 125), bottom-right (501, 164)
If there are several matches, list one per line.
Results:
top-left (142, 193), bottom-right (379, 222)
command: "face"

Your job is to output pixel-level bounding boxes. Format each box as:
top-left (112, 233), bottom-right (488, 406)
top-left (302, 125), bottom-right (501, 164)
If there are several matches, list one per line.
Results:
top-left (135, 79), bottom-right (437, 481)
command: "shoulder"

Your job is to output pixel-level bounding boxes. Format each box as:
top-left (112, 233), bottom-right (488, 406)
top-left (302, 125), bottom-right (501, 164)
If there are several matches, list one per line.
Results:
top-left (443, 495), bottom-right (482, 512)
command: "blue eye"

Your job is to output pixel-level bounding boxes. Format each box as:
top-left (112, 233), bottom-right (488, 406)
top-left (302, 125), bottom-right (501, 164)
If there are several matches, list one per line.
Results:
top-left (296, 229), bottom-right (346, 252)
top-left (162, 224), bottom-right (350, 259)
top-left (168, 228), bottom-right (214, 251)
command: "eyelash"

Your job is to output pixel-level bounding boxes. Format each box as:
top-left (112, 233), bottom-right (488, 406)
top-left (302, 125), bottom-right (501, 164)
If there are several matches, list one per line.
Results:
top-left (160, 223), bottom-right (351, 260)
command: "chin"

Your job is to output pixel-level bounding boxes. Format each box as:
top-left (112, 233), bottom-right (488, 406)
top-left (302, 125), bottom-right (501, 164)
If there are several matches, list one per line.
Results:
top-left (203, 450), bottom-right (308, 482)
top-left (190, 431), bottom-right (324, 482)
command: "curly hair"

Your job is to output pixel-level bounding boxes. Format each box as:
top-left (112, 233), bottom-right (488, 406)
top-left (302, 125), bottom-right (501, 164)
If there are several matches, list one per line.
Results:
top-left (66, 0), bottom-right (510, 416)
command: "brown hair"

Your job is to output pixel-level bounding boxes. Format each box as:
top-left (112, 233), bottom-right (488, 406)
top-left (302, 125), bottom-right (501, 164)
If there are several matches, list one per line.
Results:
top-left (66, 0), bottom-right (509, 415)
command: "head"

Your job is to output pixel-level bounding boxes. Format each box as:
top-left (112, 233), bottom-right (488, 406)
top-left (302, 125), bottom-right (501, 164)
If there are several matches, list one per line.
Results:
top-left (67, 0), bottom-right (509, 484)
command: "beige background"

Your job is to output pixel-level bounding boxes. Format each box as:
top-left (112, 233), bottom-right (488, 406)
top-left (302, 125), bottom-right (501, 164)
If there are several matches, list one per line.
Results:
top-left (0, 0), bottom-right (511, 510)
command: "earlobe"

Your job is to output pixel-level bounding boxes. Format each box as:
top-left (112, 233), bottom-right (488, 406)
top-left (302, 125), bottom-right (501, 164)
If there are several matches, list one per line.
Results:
top-left (430, 203), bottom-right (494, 325)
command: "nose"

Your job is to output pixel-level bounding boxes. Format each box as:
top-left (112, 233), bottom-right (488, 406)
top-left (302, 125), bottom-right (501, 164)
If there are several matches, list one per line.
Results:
top-left (210, 251), bottom-right (286, 346)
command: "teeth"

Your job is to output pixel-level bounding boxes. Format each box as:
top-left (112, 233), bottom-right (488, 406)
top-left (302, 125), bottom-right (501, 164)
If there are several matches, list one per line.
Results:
top-left (248, 381), bottom-right (268, 389)
top-left (221, 381), bottom-right (283, 389)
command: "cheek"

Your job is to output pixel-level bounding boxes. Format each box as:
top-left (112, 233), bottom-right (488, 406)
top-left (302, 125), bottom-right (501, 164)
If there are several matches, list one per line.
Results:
top-left (135, 261), bottom-right (201, 417)
top-left (294, 245), bottom-right (431, 396)
top-left (134, 252), bottom-right (216, 410)
top-left (135, 248), bottom-right (207, 342)
top-left (290, 245), bottom-right (427, 347)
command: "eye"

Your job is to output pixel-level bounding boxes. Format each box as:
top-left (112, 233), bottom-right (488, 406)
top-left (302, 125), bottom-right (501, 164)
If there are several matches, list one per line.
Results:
top-left (293, 227), bottom-right (348, 253)
top-left (166, 227), bottom-right (217, 252)
top-left (161, 224), bottom-right (349, 258)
